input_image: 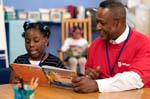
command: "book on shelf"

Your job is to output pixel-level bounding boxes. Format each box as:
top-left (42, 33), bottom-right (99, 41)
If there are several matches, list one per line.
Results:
top-left (11, 63), bottom-right (77, 88)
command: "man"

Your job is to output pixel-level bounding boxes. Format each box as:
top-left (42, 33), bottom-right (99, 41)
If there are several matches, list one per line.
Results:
top-left (72, 0), bottom-right (150, 93)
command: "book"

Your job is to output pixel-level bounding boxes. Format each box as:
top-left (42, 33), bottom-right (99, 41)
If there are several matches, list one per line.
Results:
top-left (11, 63), bottom-right (76, 88)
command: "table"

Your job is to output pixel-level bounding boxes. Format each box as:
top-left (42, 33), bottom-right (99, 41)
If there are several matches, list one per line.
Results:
top-left (0, 84), bottom-right (150, 99)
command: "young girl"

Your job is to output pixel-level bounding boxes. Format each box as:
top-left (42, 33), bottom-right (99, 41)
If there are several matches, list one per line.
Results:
top-left (61, 26), bottom-right (88, 75)
top-left (14, 21), bottom-right (65, 68)
top-left (10, 21), bottom-right (65, 82)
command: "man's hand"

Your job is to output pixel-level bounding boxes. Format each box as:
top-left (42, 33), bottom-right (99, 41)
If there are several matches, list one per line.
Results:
top-left (85, 66), bottom-right (100, 80)
top-left (72, 76), bottom-right (99, 93)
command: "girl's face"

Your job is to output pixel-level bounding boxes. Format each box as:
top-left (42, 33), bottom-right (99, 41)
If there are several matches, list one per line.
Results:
top-left (72, 28), bottom-right (82, 39)
top-left (25, 28), bottom-right (48, 60)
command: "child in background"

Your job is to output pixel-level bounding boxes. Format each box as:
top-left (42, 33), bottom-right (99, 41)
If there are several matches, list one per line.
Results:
top-left (10, 21), bottom-right (65, 83)
top-left (61, 25), bottom-right (88, 75)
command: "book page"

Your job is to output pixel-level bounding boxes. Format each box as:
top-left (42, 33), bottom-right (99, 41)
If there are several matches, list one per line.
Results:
top-left (11, 63), bottom-right (48, 85)
top-left (42, 65), bottom-right (76, 88)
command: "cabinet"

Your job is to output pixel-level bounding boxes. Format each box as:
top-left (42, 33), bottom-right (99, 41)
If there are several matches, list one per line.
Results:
top-left (0, 50), bottom-right (7, 68)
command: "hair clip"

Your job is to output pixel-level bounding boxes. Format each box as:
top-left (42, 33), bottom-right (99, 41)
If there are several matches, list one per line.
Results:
top-left (22, 32), bottom-right (25, 38)
top-left (42, 25), bottom-right (49, 37)
top-left (26, 21), bottom-right (31, 29)
top-left (43, 25), bottom-right (48, 31)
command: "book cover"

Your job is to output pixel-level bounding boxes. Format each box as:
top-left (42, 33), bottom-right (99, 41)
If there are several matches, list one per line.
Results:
top-left (11, 63), bottom-right (48, 85)
top-left (42, 65), bottom-right (76, 88)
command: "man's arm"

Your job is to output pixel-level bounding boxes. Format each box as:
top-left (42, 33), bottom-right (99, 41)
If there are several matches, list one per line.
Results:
top-left (96, 71), bottom-right (144, 92)
top-left (72, 71), bottom-right (144, 93)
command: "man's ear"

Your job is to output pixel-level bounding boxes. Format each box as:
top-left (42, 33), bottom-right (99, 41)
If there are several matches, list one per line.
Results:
top-left (113, 17), bottom-right (120, 27)
top-left (116, 17), bottom-right (124, 28)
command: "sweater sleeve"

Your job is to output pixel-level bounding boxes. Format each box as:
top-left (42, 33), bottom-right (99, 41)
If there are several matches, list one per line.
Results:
top-left (128, 36), bottom-right (150, 87)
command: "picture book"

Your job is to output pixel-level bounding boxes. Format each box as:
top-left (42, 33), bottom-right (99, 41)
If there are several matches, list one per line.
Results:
top-left (11, 63), bottom-right (77, 88)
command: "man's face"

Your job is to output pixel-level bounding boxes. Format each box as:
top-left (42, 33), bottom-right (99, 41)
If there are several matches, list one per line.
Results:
top-left (25, 28), bottom-right (48, 60)
top-left (96, 8), bottom-right (118, 41)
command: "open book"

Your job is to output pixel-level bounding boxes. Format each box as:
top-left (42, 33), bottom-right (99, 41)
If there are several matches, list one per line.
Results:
top-left (11, 63), bottom-right (76, 88)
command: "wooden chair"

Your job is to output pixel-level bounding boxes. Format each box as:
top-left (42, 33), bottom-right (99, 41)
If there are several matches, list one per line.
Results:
top-left (58, 16), bottom-right (92, 64)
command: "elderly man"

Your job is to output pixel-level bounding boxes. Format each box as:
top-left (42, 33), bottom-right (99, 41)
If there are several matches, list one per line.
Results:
top-left (72, 0), bottom-right (150, 93)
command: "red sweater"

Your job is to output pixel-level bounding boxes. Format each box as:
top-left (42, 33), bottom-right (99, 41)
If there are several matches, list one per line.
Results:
top-left (86, 29), bottom-right (150, 87)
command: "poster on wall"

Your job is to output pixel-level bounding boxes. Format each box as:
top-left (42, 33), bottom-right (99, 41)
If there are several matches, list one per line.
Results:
top-left (0, 0), bottom-right (9, 68)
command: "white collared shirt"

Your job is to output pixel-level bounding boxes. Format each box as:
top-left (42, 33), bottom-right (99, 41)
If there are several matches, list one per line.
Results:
top-left (109, 25), bottom-right (129, 44)
top-left (96, 25), bottom-right (144, 92)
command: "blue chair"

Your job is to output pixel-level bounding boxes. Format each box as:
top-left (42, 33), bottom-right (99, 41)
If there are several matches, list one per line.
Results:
top-left (0, 68), bottom-right (11, 84)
